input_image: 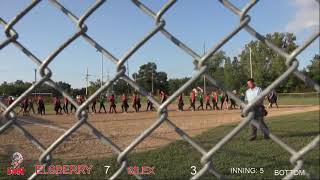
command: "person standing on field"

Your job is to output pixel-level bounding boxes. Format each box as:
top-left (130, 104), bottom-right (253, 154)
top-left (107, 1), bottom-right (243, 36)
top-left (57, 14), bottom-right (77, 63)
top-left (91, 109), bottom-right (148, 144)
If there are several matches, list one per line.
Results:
top-left (218, 92), bottom-right (224, 110)
top-left (27, 97), bottom-right (35, 114)
top-left (197, 88), bottom-right (204, 110)
top-left (37, 96), bottom-right (45, 115)
top-left (70, 96), bottom-right (77, 114)
top-left (132, 93), bottom-right (138, 112)
top-left (267, 89), bottom-right (278, 108)
top-left (146, 92), bottom-right (154, 111)
top-left (109, 94), bottom-right (117, 113)
top-left (225, 92), bottom-right (229, 110)
top-left (136, 94), bottom-right (141, 112)
top-left (79, 95), bottom-right (85, 105)
top-left (160, 91), bottom-right (167, 104)
top-left (230, 90), bottom-right (237, 110)
top-left (205, 93), bottom-right (212, 110)
top-left (188, 91), bottom-right (196, 111)
top-left (245, 78), bottom-right (269, 141)
top-left (212, 91), bottom-right (219, 110)
top-left (121, 94), bottom-right (129, 113)
top-left (63, 97), bottom-right (69, 114)
top-left (98, 96), bottom-right (107, 113)
top-left (91, 97), bottom-right (97, 113)
top-left (7, 96), bottom-right (14, 106)
top-left (3, 96), bottom-right (14, 114)
top-left (22, 97), bottom-right (29, 116)
top-left (53, 96), bottom-right (62, 115)
top-left (177, 93), bottom-right (184, 111)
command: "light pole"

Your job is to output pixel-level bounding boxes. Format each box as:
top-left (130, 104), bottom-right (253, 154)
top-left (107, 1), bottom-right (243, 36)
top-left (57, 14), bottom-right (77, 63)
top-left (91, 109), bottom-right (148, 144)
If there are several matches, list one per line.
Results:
top-left (85, 67), bottom-right (89, 96)
top-left (151, 63), bottom-right (154, 95)
top-left (34, 68), bottom-right (37, 97)
top-left (101, 52), bottom-right (104, 87)
top-left (203, 42), bottom-right (206, 96)
top-left (249, 47), bottom-right (253, 78)
top-left (127, 60), bottom-right (130, 94)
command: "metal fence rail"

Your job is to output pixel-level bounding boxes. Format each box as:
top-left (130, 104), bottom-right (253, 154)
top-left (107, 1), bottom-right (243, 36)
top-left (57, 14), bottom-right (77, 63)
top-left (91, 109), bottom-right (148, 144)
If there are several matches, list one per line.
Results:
top-left (0, 0), bottom-right (319, 179)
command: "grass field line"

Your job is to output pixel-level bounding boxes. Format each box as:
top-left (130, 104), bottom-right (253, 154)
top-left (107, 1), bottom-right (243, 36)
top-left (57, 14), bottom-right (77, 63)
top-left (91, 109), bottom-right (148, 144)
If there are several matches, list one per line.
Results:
top-left (17, 118), bottom-right (69, 132)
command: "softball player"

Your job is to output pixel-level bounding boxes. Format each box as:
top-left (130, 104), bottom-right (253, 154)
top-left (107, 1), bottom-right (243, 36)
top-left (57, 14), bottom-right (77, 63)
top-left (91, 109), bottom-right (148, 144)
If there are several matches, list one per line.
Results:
top-left (109, 94), bottom-right (117, 113)
top-left (205, 93), bottom-right (212, 110)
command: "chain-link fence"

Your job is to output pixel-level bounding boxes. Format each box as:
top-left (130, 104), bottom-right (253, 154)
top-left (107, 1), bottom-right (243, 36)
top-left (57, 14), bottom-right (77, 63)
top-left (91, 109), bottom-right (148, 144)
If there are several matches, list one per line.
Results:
top-left (0, 0), bottom-right (319, 179)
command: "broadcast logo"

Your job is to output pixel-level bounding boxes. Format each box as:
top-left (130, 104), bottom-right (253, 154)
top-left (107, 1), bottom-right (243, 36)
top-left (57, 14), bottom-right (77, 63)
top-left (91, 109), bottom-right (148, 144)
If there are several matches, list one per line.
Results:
top-left (7, 152), bottom-right (25, 176)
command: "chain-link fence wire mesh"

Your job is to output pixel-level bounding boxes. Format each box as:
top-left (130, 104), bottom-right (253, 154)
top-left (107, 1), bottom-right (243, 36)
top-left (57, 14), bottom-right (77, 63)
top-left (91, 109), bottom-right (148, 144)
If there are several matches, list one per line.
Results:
top-left (0, 0), bottom-right (319, 179)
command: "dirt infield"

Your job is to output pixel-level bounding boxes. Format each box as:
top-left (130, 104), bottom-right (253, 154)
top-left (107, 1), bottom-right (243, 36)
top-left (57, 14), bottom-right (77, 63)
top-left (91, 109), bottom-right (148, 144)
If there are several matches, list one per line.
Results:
top-left (0, 105), bottom-right (319, 160)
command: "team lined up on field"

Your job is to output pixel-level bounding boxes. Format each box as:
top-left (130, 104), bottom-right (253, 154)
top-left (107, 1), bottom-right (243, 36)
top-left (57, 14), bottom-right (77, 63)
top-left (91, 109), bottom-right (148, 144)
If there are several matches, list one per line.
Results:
top-left (2, 87), bottom-right (278, 116)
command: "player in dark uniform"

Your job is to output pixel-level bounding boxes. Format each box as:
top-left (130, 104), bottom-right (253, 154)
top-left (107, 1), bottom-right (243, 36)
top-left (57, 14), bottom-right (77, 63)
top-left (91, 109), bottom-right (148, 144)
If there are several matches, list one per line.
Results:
top-left (205, 93), bottom-right (212, 110)
top-left (63, 97), bottom-right (69, 114)
top-left (267, 90), bottom-right (278, 108)
top-left (98, 96), bottom-right (107, 113)
top-left (230, 90), bottom-right (237, 110)
top-left (91, 97), bottom-right (97, 113)
top-left (121, 94), bottom-right (129, 113)
top-left (177, 93), bottom-right (184, 111)
top-left (23, 97), bottom-right (29, 116)
top-left (132, 93), bottom-right (138, 112)
top-left (220, 92), bottom-right (229, 110)
top-left (7, 96), bottom-right (14, 106)
top-left (109, 94), bottom-right (117, 113)
top-left (146, 93), bottom-right (154, 111)
top-left (212, 91), bottom-right (219, 110)
top-left (188, 91), bottom-right (196, 111)
top-left (70, 97), bottom-right (76, 114)
top-left (225, 93), bottom-right (229, 110)
top-left (28, 96), bottom-right (35, 114)
top-left (53, 96), bottom-right (62, 115)
top-left (197, 90), bottom-right (204, 110)
top-left (37, 96), bottom-right (45, 115)
top-left (160, 91), bottom-right (167, 103)
top-left (136, 94), bottom-right (141, 112)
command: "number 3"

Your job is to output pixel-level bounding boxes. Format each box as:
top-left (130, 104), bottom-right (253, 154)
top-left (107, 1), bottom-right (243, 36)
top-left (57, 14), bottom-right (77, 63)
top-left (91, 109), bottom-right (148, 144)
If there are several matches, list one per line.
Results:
top-left (191, 166), bottom-right (197, 175)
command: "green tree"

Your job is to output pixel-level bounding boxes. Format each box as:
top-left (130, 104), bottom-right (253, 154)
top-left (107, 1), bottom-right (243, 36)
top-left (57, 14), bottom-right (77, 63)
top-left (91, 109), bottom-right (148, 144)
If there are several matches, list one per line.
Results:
top-left (168, 77), bottom-right (191, 95)
top-left (306, 54), bottom-right (320, 84)
top-left (113, 78), bottom-right (133, 95)
top-left (133, 62), bottom-right (169, 94)
top-left (88, 79), bottom-right (102, 95)
top-left (239, 32), bottom-right (298, 91)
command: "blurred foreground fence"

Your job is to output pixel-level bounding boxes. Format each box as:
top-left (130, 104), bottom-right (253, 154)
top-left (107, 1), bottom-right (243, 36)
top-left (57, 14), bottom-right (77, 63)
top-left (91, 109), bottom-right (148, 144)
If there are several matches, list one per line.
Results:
top-left (0, 0), bottom-right (319, 179)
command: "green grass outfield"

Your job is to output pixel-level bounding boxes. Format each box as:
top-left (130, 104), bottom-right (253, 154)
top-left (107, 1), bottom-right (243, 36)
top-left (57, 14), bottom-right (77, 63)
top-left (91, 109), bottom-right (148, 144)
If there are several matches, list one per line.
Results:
top-left (1, 111), bottom-right (319, 179)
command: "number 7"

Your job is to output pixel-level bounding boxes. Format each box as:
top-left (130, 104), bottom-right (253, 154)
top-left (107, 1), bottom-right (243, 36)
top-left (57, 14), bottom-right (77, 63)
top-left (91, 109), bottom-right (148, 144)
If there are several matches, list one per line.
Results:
top-left (105, 166), bottom-right (110, 174)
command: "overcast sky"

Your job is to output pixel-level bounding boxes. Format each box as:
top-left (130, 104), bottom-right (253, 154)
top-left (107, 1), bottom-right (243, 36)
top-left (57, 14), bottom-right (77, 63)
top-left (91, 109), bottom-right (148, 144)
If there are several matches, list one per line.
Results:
top-left (0, 0), bottom-right (319, 88)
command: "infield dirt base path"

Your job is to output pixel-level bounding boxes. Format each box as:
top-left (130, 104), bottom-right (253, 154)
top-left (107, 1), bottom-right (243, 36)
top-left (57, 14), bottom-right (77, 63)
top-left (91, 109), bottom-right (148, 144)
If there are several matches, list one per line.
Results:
top-left (0, 105), bottom-right (318, 160)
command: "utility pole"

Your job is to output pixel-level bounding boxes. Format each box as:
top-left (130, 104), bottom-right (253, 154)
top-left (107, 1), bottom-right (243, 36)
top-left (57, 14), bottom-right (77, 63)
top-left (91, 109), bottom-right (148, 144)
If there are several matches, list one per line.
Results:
top-left (34, 69), bottom-right (37, 97)
top-left (203, 42), bottom-right (206, 96)
top-left (151, 63), bottom-right (154, 95)
top-left (249, 47), bottom-right (253, 78)
top-left (127, 60), bottom-right (130, 94)
top-left (101, 52), bottom-right (104, 87)
top-left (107, 71), bottom-right (110, 95)
top-left (85, 67), bottom-right (89, 96)
top-left (96, 49), bottom-right (104, 87)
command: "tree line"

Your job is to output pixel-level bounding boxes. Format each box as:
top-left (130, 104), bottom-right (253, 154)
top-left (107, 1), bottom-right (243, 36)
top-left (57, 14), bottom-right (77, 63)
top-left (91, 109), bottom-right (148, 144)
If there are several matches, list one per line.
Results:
top-left (1, 32), bottom-right (319, 97)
